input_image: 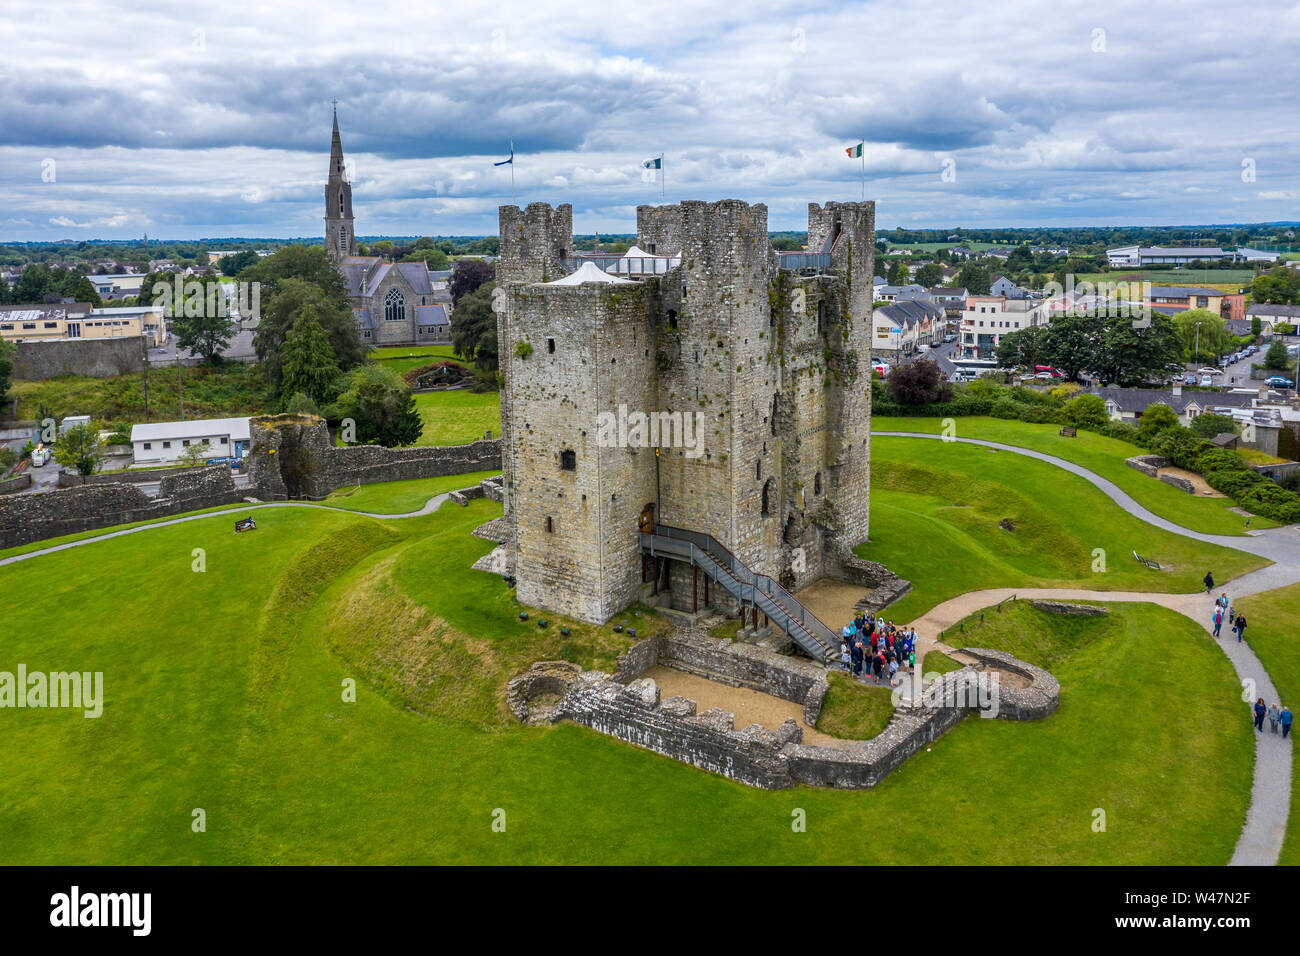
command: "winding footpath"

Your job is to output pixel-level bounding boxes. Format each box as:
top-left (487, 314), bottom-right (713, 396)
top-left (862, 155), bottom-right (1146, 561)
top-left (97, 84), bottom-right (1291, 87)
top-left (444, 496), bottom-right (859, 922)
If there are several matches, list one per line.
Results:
top-left (878, 432), bottom-right (1300, 866)
top-left (0, 492), bottom-right (455, 570)
top-left (4, 438), bottom-right (1297, 863)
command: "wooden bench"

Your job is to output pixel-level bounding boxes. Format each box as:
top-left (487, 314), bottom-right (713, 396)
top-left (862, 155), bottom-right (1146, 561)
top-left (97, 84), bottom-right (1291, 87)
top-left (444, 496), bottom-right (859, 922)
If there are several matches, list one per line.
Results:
top-left (1133, 550), bottom-right (1162, 570)
top-left (1059, 426), bottom-right (1077, 437)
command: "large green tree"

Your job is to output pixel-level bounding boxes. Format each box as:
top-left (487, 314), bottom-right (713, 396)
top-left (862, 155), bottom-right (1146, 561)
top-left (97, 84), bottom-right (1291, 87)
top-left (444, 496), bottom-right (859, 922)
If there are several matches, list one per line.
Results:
top-left (1251, 266), bottom-right (1298, 305)
top-left (279, 306), bottom-right (341, 406)
top-left (995, 324), bottom-right (1048, 369)
top-left (955, 261), bottom-right (991, 295)
top-left (1091, 313), bottom-right (1182, 385)
top-left (913, 262), bottom-right (942, 287)
top-left (171, 275), bottom-right (235, 363)
top-left (256, 277), bottom-right (364, 394)
top-left (53, 422), bottom-right (103, 476)
top-left (1040, 312), bottom-right (1104, 381)
top-left (449, 281), bottom-right (499, 372)
top-left (1174, 309), bottom-right (1230, 365)
top-left (329, 365), bottom-right (423, 447)
top-left (219, 249), bottom-right (260, 276)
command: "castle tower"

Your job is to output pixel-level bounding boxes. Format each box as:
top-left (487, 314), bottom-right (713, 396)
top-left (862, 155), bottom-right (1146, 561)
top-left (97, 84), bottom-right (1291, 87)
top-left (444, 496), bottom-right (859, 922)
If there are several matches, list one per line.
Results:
top-left (498, 199), bottom-right (874, 627)
top-left (325, 106), bottom-right (356, 261)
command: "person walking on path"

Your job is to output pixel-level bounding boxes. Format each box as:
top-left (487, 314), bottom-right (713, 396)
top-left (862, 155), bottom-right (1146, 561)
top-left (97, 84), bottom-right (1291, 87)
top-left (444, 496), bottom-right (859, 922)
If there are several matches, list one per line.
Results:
top-left (1236, 614), bottom-right (1248, 644)
top-left (1254, 698), bottom-right (1268, 732)
top-left (1204, 571), bottom-right (1215, 594)
top-left (1213, 608), bottom-right (1224, 638)
top-left (1269, 702), bottom-right (1282, 733)
top-left (1282, 707), bottom-right (1294, 739)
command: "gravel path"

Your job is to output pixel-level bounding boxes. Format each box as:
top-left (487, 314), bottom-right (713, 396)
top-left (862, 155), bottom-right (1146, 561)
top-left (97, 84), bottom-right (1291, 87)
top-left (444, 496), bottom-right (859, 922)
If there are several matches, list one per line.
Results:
top-left (876, 431), bottom-right (1297, 866)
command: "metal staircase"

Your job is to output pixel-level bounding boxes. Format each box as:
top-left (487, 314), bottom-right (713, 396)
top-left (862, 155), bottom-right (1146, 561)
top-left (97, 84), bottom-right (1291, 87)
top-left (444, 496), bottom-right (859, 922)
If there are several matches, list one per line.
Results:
top-left (639, 525), bottom-right (838, 662)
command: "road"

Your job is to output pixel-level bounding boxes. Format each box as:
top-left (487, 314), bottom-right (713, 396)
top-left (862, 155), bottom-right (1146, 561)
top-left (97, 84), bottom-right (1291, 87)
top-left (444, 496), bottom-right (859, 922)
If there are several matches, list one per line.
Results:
top-left (893, 340), bottom-right (960, 376)
top-left (147, 329), bottom-right (257, 366)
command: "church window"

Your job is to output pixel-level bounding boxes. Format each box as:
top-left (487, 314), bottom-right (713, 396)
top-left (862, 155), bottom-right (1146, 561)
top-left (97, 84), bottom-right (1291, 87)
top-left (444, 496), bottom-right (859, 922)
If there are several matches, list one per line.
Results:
top-left (384, 288), bottom-right (405, 322)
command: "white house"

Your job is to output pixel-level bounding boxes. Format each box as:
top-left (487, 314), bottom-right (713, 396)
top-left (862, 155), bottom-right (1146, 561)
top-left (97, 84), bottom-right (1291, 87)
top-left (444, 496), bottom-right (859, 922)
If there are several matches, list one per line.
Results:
top-left (130, 417), bottom-right (251, 465)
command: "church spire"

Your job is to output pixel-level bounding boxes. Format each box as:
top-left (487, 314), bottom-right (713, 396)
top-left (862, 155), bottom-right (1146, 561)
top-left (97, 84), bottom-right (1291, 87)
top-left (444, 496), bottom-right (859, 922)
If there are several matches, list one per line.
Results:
top-left (325, 102), bottom-right (356, 261)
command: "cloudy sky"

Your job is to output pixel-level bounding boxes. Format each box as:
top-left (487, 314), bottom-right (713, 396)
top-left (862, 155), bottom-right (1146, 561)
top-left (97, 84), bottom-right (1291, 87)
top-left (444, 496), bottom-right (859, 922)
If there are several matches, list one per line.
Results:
top-left (2, 0), bottom-right (1298, 241)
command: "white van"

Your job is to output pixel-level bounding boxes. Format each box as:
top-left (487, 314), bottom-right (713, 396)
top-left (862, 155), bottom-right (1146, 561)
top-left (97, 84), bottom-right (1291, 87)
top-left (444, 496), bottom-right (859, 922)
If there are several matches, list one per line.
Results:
top-left (31, 445), bottom-right (50, 467)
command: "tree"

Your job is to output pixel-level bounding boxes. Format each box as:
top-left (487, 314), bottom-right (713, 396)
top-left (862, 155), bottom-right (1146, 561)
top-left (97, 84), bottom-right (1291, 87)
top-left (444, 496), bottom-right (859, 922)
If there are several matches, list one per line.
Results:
top-left (171, 275), bottom-right (235, 363)
top-left (178, 443), bottom-right (211, 467)
top-left (1040, 312), bottom-right (1104, 381)
top-left (1136, 403), bottom-right (1181, 443)
top-left (1251, 266), bottom-right (1298, 305)
top-left (256, 277), bottom-right (364, 393)
top-left (53, 422), bottom-right (103, 476)
top-left (72, 276), bottom-right (103, 308)
top-left (887, 359), bottom-right (951, 405)
top-left (887, 260), bottom-right (910, 285)
top-left (955, 261), bottom-right (991, 295)
top-left (0, 338), bottom-right (14, 406)
top-left (995, 325), bottom-right (1047, 369)
top-left (1251, 315), bottom-right (1262, 339)
top-left (329, 365), bottom-right (423, 447)
top-left (1263, 340), bottom-right (1291, 370)
top-left (1091, 313), bottom-right (1182, 385)
top-left (219, 249), bottom-right (259, 276)
top-left (449, 259), bottom-right (495, 303)
top-left (1060, 393), bottom-right (1109, 429)
top-left (237, 244), bottom-right (350, 307)
top-left (1190, 413), bottom-right (1238, 439)
top-left (279, 306), bottom-right (342, 405)
top-left (449, 281), bottom-right (499, 372)
top-left (1174, 309), bottom-right (1230, 365)
top-left (914, 262), bottom-right (942, 288)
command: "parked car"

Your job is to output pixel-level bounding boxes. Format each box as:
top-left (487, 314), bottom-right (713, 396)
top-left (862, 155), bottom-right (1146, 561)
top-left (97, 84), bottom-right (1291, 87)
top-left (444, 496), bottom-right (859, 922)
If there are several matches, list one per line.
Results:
top-left (1199, 375), bottom-right (1213, 387)
top-left (1265, 376), bottom-right (1294, 388)
top-left (873, 363), bottom-right (890, 377)
top-left (1182, 374), bottom-right (1197, 386)
top-left (1197, 367), bottom-right (1221, 376)
top-left (942, 333), bottom-right (957, 343)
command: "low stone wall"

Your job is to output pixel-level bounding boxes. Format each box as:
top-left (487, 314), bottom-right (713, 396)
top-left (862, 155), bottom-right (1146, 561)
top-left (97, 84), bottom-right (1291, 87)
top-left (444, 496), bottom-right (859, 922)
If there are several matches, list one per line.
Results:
top-left (14, 337), bottom-right (145, 379)
top-left (0, 464), bottom-right (245, 550)
top-left (1031, 600), bottom-right (1108, 617)
top-left (57, 463), bottom-right (227, 487)
top-left (1125, 454), bottom-right (1169, 478)
top-left (507, 628), bottom-right (1059, 790)
top-left (1158, 472), bottom-right (1196, 494)
top-left (833, 551), bottom-right (913, 613)
top-left (0, 473), bottom-right (32, 495)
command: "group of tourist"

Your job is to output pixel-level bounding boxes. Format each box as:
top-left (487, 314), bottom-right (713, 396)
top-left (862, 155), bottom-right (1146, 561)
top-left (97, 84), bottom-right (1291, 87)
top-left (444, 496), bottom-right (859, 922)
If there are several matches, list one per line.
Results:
top-left (1206, 573), bottom-right (1292, 739)
top-left (1210, 592), bottom-right (1248, 643)
top-left (838, 614), bottom-right (916, 686)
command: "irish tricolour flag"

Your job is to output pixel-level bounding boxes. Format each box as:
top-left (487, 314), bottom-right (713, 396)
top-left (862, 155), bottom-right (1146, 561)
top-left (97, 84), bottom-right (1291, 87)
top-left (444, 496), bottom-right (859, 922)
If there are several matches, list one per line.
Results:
top-left (845, 142), bottom-right (863, 158)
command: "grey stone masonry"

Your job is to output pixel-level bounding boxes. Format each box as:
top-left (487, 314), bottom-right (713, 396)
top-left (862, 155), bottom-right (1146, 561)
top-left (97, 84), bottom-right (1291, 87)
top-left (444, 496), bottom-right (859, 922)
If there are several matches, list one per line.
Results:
top-left (1125, 454), bottom-right (1169, 478)
top-left (497, 197), bottom-right (876, 625)
top-left (506, 626), bottom-right (1058, 789)
top-left (0, 464), bottom-right (244, 550)
top-left (14, 337), bottom-right (145, 379)
top-left (1031, 600), bottom-right (1109, 617)
top-left (246, 414), bottom-right (500, 499)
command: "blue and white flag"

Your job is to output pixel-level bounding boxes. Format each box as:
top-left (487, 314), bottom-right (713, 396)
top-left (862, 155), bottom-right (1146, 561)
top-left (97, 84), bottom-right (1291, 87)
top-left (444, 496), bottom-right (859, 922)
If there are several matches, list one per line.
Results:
top-left (642, 156), bottom-right (662, 169)
top-left (494, 142), bottom-right (514, 167)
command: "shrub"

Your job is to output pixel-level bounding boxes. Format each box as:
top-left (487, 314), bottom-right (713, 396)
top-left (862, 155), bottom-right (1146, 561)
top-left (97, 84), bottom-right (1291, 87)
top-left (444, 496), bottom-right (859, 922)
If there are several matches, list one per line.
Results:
top-left (1060, 393), bottom-right (1109, 429)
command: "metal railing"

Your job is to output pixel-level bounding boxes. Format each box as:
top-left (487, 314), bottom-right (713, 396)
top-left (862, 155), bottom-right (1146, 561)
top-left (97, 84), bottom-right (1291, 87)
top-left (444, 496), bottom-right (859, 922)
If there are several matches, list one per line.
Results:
top-left (640, 525), bottom-right (838, 660)
top-left (559, 255), bottom-right (681, 276)
top-left (776, 252), bottom-right (831, 271)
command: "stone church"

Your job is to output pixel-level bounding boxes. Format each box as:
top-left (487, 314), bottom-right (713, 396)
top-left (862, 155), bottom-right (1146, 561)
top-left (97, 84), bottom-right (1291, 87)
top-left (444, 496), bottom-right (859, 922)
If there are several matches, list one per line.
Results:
top-left (324, 108), bottom-right (451, 347)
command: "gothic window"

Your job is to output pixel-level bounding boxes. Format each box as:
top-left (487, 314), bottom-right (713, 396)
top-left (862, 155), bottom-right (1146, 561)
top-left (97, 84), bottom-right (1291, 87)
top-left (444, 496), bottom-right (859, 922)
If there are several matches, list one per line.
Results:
top-left (761, 478), bottom-right (774, 516)
top-left (339, 226), bottom-right (347, 250)
top-left (384, 288), bottom-right (405, 322)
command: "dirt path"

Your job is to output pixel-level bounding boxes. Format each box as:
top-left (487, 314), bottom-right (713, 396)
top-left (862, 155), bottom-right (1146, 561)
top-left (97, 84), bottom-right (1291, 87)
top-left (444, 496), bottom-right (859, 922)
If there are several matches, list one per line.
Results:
top-left (794, 578), bottom-right (871, 632)
top-left (1157, 465), bottom-right (1223, 497)
top-left (643, 665), bottom-right (845, 747)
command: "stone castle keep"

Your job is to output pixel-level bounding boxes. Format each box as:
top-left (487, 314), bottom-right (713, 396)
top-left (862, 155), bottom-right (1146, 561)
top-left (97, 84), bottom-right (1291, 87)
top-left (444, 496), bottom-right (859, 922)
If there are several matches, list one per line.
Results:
top-left (495, 198), bottom-right (877, 646)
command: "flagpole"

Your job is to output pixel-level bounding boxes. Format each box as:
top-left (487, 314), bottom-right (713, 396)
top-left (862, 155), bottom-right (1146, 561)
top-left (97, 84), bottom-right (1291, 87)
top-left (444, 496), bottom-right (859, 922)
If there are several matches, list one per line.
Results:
top-left (860, 136), bottom-right (865, 202)
top-left (510, 139), bottom-right (515, 204)
top-left (661, 153), bottom-right (665, 201)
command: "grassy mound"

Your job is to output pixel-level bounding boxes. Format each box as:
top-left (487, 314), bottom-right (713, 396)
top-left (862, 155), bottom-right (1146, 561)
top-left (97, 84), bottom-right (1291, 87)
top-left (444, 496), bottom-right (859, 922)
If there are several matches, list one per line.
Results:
top-left (861, 436), bottom-right (1267, 622)
top-left (943, 601), bottom-right (1113, 670)
top-left (816, 674), bottom-right (895, 740)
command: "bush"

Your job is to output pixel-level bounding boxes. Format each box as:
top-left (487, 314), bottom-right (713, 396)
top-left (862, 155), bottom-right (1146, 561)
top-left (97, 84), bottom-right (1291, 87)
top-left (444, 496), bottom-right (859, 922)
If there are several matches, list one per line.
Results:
top-left (1060, 393), bottom-right (1109, 429)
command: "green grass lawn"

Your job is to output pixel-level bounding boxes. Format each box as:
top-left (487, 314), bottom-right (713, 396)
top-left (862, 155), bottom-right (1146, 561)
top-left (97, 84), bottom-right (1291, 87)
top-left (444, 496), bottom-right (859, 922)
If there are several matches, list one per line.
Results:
top-left (370, 345), bottom-right (463, 376)
top-left (0, 496), bottom-right (1254, 863)
top-left (323, 469), bottom-right (500, 514)
top-left (1073, 269), bottom-right (1256, 291)
top-left (815, 675), bottom-right (894, 739)
top-left (923, 649), bottom-right (963, 676)
top-left (1234, 582), bottom-right (1300, 865)
top-left (872, 416), bottom-right (1277, 536)
top-left (413, 389), bottom-right (500, 446)
top-left (862, 436), bottom-right (1267, 622)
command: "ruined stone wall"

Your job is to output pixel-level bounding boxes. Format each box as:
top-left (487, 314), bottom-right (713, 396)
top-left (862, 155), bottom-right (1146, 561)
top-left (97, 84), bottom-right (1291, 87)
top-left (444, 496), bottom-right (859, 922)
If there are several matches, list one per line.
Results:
top-left (636, 204), bottom-right (686, 256)
top-left (0, 464), bottom-right (243, 549)
top-left (246, 414), bottom-right (500, 500)
top-left (14, 337), bottom-right (145, 380)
